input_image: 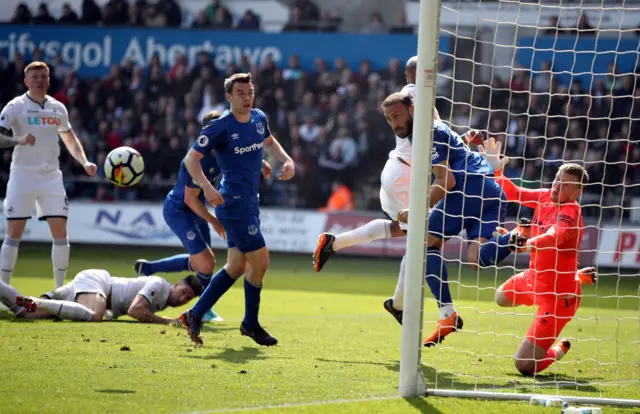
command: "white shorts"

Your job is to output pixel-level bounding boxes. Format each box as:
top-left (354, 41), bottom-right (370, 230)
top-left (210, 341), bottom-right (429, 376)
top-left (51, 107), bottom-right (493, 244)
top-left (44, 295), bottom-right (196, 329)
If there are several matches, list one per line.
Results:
top-left (4, 169), bottom-right (68, 220)
top-left (379, 157), bottom-right (411, 231)
top-left (59, 270), bottom-right (113, 301)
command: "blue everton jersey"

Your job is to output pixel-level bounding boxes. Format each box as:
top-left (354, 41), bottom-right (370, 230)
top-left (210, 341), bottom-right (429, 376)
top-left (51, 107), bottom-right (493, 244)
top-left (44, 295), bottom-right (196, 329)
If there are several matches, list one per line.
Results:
top-left (166, 155), bottom-right (221, 210)
top-left (193, 109), bottom-right (270, 198)
top-left (430, 120), bottom-right (494, 190)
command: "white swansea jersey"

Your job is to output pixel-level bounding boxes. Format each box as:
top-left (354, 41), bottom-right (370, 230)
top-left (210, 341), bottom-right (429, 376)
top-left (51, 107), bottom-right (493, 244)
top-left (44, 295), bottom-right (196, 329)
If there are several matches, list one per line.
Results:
top-left (0, 93), bottom-right (71, 173)
top-left (388, 83), bottom-right (416, 164)
top-left (110, 276), bottom-right (172, 319)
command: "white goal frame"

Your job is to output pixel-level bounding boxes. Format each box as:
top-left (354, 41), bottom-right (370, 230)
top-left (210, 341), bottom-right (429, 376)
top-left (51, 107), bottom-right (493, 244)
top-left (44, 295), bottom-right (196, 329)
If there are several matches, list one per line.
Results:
top-left (399, 0), bottom-right (640, 408)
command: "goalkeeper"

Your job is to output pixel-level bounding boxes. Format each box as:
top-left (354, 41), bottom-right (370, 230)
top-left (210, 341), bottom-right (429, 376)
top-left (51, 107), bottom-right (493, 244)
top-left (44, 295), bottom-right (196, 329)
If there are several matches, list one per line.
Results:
top-left (479, 138), bottom-right (595, 375)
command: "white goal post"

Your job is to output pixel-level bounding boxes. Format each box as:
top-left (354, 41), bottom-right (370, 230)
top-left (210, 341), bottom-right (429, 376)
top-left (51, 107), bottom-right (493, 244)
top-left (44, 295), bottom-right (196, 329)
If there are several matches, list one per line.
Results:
top-left (400, 0), bottom-right (640, 407)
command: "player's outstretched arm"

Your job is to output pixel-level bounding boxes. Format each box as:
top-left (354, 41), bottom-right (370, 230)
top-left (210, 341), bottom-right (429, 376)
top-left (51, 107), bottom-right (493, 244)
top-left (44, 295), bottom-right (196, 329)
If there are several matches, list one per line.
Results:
top-left (127, 295), bottom-right (175, 324)
top-left (264, 135), bottom-right (295, 180)
top-left (525, 204), bottom-right (582, 252)
top-left (478, 137), bottom-right (544, 208)
top-left (184, 148), bottom-right (223, 207)
top-left (59, 130), bottom-right (97, 176)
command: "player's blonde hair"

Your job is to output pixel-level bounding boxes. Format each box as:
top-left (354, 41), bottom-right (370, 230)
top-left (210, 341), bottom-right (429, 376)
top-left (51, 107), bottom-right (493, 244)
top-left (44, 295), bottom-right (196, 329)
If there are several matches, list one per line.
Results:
top-left (202, 110), bottom-right (222, 125)
top-left (558, 163), bottom-right (589, 189)
top-left (224, 73), bottom-right (252, 94)
top-left (24, 61), bottom-right (50, 76)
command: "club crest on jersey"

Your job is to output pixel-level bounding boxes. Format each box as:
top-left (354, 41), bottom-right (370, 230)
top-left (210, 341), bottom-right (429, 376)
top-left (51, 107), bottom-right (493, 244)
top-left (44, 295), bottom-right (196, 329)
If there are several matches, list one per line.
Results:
top-left (186, 231), bottom-right (196, 240)
top-left (197, 135), bottom-right (209, 147)
top-left (248, 225), bottom-right (258, 236)
top-left (0, 115), bottom-right (5, 121)
top-left (256, 122), bottom-right (264, 135)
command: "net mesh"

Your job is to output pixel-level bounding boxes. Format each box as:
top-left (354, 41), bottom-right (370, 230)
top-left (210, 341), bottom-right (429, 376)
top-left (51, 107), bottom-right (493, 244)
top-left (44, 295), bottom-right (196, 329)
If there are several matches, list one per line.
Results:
top-left (418, 0), bottom-right (640, 403)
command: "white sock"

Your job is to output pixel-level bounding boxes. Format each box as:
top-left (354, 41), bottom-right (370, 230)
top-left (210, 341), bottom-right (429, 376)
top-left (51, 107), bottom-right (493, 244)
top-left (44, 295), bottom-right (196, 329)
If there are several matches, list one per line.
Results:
top-left (52, 239), bottom-right (70, 288)
top-left (0, 279), bottom-right (24, 315)
top-left (391, 255), bottom-right (407, 310)
top-left (1, 237), bottom-right (20, 284)
top-left (332, 219), bottom-right (392, 251)
top-left (35, 298), bottom-right (93, 321)
top-left (439, 304), bottom-right (455, 320)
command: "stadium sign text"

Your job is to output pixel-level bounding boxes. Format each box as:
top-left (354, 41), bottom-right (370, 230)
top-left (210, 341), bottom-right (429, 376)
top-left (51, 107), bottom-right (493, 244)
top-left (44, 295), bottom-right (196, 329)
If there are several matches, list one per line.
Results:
top-left (0, 25), bottom-right (428, 77)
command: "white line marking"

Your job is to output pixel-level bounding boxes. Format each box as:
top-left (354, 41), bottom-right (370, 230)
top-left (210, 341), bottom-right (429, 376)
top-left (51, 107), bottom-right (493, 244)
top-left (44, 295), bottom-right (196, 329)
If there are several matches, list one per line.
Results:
top-left (177, 395), bottom-right (399, 414)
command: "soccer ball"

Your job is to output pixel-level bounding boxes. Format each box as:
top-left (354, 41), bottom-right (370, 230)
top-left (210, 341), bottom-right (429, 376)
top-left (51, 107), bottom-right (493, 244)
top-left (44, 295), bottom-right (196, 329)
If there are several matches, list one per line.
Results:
top-left (104, 146), bottom-right (145, 187)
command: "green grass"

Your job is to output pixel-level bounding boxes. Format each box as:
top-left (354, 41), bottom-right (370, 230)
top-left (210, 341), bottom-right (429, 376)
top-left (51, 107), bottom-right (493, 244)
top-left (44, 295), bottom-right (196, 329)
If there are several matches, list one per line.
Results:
top-left (0, 244), bottom-right (638, 413)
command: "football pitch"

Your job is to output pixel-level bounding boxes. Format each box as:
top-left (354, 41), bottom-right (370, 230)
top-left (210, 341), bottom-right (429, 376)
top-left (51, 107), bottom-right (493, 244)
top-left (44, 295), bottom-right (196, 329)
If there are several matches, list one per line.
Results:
top-left (0, 244), bottom-right (638, 414)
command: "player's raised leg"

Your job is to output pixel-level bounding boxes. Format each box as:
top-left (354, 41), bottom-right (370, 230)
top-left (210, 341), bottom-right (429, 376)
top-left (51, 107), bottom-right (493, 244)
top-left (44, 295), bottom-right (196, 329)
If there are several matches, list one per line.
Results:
top-left (314, 219), bottom-right (402, 272)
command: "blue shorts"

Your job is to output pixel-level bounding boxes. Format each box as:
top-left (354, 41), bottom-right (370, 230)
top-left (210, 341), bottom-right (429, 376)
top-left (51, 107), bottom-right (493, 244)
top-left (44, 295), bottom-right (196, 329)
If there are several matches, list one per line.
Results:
top-left (428, 176), bottom-right (506, 241)
top-left (215, 196), bottom-right (266, 254)
top-left (163, 200), bottom-right (211, 255)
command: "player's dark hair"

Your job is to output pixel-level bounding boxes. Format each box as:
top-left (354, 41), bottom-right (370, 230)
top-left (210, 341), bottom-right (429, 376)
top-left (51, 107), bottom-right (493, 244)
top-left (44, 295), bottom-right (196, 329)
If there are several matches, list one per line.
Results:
top-left (558, 163), bottom-right (589, 189)
top-left (180, 275), bottom-right (203, 296)
top-left (202, 110), bottom-right (222, 125)
top-left (382, 92), bottom-right (412, 109)
top-left (224, 73), bottom-right (252, 94)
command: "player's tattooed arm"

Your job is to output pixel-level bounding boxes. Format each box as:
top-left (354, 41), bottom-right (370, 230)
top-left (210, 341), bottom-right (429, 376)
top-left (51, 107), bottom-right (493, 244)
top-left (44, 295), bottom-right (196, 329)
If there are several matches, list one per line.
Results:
top-left (0, 127), bottom-right (35, 148)
top-left (430, 161), bottom-right (455, 208)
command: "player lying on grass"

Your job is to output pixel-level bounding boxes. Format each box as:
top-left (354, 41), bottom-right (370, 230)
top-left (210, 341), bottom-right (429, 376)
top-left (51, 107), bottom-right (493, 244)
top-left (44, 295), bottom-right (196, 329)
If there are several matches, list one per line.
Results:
top-left (179, 73), bottom-right (295, 347)
top-left (479, 138), bottom-right (596, 375)
top-left (134, 110), bottom-right (272, 323)
top-left (369, 92), bottom-right (519, 347)
top-left (0, 269), bottom-right (201, 324)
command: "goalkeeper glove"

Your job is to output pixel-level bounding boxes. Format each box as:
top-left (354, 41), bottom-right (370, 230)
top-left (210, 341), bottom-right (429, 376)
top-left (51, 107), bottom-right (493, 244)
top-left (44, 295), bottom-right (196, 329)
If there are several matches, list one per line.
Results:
top-left (576, 267), bottom-right (597, 285)
top-left (493, 218), bottom-right (531, 253)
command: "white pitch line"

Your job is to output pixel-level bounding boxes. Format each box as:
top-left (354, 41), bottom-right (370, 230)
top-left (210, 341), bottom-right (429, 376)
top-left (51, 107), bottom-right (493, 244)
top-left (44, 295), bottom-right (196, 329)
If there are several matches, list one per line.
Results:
top-left (177, 395), bottom-right (400, 414)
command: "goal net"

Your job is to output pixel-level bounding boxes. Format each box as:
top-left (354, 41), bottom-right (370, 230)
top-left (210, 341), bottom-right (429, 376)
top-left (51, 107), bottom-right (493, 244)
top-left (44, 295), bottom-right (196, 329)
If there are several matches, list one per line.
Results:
top-left (401, 0), bottom-right (640, 407)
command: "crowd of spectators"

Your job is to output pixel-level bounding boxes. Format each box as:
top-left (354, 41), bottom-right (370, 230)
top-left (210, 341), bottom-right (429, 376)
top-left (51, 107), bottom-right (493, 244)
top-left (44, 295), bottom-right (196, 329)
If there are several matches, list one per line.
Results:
top-left (1, 47), bottom-right (638, 216)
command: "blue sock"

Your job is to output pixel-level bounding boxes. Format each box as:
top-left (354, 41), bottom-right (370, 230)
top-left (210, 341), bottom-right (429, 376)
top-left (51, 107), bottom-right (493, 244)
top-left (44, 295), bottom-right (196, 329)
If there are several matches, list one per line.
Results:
top-left (425, 247), bottom-right (452, 307)
top-left (143, 254), bottom-right (190, 274)
top-left (196, 271), bottom-right (212, 289)
top-left (478, 233), bottom-right (512, 267)
top-left (191, 268), bottom-right (237, 318)
top-left (242, 279), bottom-right (262, 329)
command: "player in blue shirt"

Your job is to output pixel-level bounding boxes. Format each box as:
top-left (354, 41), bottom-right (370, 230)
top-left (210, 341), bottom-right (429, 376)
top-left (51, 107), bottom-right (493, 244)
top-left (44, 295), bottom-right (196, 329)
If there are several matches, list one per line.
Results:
top-left (381, 92), bottom-right (515, 347)
top-left (133, 110), bottom-right (273, 323)
top-left (179, 73), bottom-right (295, 347)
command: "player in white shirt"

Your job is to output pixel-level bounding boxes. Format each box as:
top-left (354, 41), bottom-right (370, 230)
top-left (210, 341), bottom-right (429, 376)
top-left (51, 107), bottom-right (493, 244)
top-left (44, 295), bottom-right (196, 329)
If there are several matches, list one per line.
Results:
top-left (313, 57), bottom-right (482, 323)
top-left (312, 58), bottom-right (418, 268)
top-left (0, 61), bottom-right (97, 289)
top-left (0, 269), bottom-right (202, 324)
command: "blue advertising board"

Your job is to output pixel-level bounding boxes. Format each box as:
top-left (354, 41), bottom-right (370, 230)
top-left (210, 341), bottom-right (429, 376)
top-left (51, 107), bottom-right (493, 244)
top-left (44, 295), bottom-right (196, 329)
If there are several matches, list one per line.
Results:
top-left (517, 36), bottom-right (640, 87)
top-left (0, 25), bottom-right (450, 78)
